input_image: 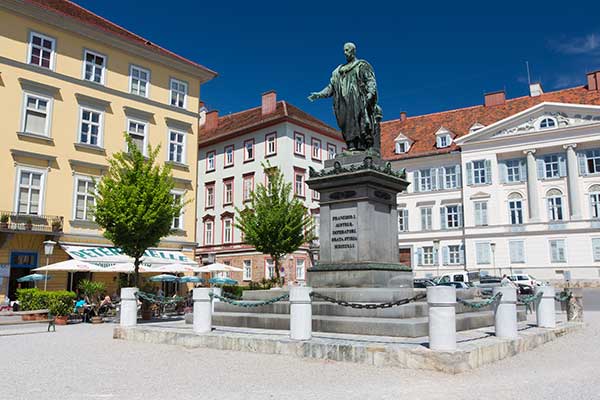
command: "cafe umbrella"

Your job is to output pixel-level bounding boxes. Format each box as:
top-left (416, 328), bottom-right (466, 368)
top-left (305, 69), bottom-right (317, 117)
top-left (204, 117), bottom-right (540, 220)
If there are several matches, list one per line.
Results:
top-left (17, 273), bottom-right (51, 288)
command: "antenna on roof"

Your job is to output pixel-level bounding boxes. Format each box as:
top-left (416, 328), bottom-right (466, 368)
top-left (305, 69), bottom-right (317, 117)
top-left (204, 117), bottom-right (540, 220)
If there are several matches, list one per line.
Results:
top-left (525, 61), bottom-right (532, 86)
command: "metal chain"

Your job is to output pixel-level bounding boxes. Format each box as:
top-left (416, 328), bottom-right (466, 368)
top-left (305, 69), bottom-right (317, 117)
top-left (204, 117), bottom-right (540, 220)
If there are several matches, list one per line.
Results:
top-left (221, 292), bottom-right (243, 300)
top-left (210, 292), bottom-right (289, 308)
top-left (457, 292), bottom-right (503, 309)
top-left (518, 291), bottom-right (543, 305)
top-left (136, 291), bottom-right (185, 305)
top-left (309, 292), bottom-right (427, 309)
top-left (554, 290), bottom-right (572, 302)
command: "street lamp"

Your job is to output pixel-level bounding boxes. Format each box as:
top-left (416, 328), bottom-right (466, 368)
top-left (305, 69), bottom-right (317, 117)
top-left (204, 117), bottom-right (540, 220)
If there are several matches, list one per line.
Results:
top-left (43, 240), bottom-right (56, 291)
top-left (433, 239), bottom-right (440, 278)
top-left (490, 242), bottom-right (496, 277)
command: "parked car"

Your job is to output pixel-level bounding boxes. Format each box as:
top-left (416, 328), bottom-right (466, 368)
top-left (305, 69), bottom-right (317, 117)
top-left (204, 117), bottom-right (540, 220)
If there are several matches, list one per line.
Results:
top-left (509, 274), bottom-right (543, 287)
top-left (413, 278), bottom-right (436, 288)
top-left (436, 271), bottom-right (481, 285)
top-left (437, 281), bottom-right (473, 290)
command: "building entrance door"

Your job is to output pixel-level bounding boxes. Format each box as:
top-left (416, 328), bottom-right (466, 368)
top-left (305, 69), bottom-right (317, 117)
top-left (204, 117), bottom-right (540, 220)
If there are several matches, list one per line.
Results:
top-left (8, 251), bottom-right (38, 301)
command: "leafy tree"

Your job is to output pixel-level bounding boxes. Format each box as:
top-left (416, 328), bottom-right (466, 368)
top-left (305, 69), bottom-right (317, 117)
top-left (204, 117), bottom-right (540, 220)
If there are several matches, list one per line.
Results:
top-left (94, 135), bottom-right (185, 287)
top-left (236, 163), bottom-right (315, 282)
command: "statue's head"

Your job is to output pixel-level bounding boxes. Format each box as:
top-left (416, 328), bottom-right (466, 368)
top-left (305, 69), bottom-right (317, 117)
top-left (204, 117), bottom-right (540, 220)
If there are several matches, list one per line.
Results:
top-left (343, 42), bottom-right (356, 62)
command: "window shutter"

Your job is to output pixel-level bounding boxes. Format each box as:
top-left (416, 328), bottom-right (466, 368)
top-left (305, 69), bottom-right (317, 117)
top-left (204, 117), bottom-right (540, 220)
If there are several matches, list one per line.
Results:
top-left (558, 154), bottom-right (567, 177)
top-left (578, 152), bottom-right (588, 176)
top-left (592, 238), bottom-right (600, 261)
top-left (536, 158), bottom-right (545, 180)
top-left (475, 204), bottom-right (481, 226)
top-left (498, 160), bottom-right (507, 184)
top-left (413, 170), bottom-right (420, 192)
top-left (442, 246), bottom-right (450, 265)
top-left (466, 162), bottom-right (473, 186)
top-left (456, 166), bottom-right (462, 188)
top-left (459, 244), bottom-right (465, 265)
top-left (417, 248), bottom-right (423, 266)
top-left (403, 209), bottom-right (409, 231)
top-left (484, 160), bottom-right (492, 184)
top-left (458, 205), bottom-right (464, 227)
top-left (420, 209), bottom-right (426, 231)
top-left (519, 159), bottom-right (527, 181)
top-left (438, 168), bottom-right (445, 190)
top-left (430, 168), bottom-right (438, 191)
top-left (482, 202), bottom-right (488, 225)
top-left (440, 207), bottom-right (447, 230)
top-left (433, 247), bottom-right (438, 266)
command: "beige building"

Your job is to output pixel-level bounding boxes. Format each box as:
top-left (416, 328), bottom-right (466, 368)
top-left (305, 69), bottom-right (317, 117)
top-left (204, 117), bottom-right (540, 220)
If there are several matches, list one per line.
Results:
top-left (0, 0), bottom-right (216, 300)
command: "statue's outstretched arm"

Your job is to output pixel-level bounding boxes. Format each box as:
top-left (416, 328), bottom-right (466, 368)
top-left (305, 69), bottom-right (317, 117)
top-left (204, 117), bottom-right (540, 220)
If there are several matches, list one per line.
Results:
top-left (308, 83), bottom-right (333, 102)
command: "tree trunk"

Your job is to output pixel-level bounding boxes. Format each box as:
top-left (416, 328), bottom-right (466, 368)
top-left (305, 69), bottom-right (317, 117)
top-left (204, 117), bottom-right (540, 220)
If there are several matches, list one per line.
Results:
top-left (134, 257), bottom-right (140, 288)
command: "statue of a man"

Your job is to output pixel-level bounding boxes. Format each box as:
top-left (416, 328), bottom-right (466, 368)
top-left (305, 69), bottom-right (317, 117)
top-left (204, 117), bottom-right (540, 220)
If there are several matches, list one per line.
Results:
top-left (308, 42), bottom-right (381, 153)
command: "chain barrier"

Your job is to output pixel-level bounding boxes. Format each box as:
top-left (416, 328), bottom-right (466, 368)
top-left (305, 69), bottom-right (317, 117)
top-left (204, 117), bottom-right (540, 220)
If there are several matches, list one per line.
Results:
top-left (136, 291), bottom-right (185, 305)
top-left (457, 292), bottom-right (503, 309)
top-left (518, 291), bottom-right (543, 305)
top-left (309, 292), bottom-right (427, 309)
top-left (221, 292), bottom-right (243, 300)
top-left (554, 290), bottom-right (572, 302)
top-left (209, 292), bottom-right (289, 308)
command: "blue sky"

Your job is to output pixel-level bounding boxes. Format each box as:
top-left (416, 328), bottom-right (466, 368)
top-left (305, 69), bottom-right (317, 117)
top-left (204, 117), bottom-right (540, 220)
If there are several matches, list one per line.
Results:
top-left (75, 0), bottom-right (600, 126)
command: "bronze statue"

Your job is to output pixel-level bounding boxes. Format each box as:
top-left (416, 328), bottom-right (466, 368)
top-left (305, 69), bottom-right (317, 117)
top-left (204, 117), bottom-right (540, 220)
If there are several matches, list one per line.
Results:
top-left (309, 42), bottom-right (381, 153)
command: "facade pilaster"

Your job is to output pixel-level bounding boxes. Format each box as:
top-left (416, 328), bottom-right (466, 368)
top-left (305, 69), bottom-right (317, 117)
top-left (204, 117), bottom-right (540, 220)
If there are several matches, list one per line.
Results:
top-left (524, 149), bottom-right (541, 222)
top-left (564, 144), bottom-right (582, 219)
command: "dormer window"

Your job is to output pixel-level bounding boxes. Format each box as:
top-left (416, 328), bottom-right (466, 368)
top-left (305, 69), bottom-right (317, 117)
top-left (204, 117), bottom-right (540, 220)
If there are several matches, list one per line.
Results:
top-left (469, 122), bottom-right (485, 133)
top-left (437, 134), bottom-right (451, 148)
top-left (395, 140), bottom-right (409, 154)
top-left (539, 117), bottom-right (557, 130)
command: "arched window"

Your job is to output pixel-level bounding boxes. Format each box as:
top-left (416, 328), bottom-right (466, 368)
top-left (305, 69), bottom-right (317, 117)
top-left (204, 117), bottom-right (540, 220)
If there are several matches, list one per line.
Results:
top-left (546, 189), bottom-right (564, 221)
top-left (508, 192), bottom-right (524, 224)
top-left (539, 117), bottom-right (557, 130)
top-left (590, 185), bottom-right (600, 219)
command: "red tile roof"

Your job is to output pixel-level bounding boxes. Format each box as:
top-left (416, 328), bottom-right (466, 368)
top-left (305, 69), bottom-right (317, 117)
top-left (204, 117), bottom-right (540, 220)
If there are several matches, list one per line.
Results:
top-left (25, 0), bottom-right (217, 78)
top-left (381, 85), bottom-right (600, 161)
top-left (199, 101), bottom-right (342, 145)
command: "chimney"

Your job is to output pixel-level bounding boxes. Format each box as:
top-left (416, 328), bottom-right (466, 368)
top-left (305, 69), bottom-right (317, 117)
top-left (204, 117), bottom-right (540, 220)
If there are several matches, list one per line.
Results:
top-left (261, 90), bottom-right (277, 115)
top-left (587, 70), bottom-right (600, 91)
top-left (484, 90), bottom-right (506, 107)
top-left (529, 82), bottom-right (544, 97)
top-left (400, 111), bottom-right (407, 121)
top-left (204, 110), bottom-right (219, 130)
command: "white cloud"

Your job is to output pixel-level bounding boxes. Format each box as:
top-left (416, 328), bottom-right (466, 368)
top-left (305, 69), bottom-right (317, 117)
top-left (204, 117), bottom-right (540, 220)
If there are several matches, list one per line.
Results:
top-left (551, 33), bottom-right (600, 55)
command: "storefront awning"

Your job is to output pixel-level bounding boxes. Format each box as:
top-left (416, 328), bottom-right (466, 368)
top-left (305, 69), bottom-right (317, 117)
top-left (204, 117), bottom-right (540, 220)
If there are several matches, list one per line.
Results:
top-left (61, 245), bottom-right (196, 268)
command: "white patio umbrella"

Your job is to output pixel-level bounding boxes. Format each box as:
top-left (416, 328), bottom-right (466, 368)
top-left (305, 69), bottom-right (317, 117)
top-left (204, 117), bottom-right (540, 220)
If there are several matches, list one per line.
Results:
top-left (142, 263), bottom-right (203, 273)
top-left (197, 262), bottom-right (243, 273)
top-left (34, 259), bottom-right (100, 291)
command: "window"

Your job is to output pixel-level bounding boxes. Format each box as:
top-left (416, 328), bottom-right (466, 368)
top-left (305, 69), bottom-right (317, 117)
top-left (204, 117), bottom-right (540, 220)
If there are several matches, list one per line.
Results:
top-left (443, 166), bottom-right (459, 189)
top-left (311, 138), bottom-right (322, 160)
top-left (549, 239), bottom-right (566, 263)
top-left (243, 175), bottom-right (254, 201)
top-left (419, 169), bottom-right (432, 192)
top-left (294, 132), bottom-right (305, 156)
top-left (265, 259), bottom-right (275, 279)
top-left (244, 139), bottom-right (254, 162)
top-left (471, 160), bottom-right (489, 185)
top-left (547, 189), bottom-right (564, 221)
top-left (590, 187), bottom-right (600, 219)
top-left (585, 150), bottom-right (600, 174)
top-left (224, 145), bottom-right (234, 167)
top-left (83, 50), bottom-right (105, 84)
top-left (447, 245), bottom-right (462, 265)
top-left (296, 258), bottom-right (306, 280)
top-left (398, 208), bottom-right (408, 232)
top-left (16, 168), bottom-right (44, 215)
top-left (539, 117), bottom-right (556, 129)
top-left (265, 133), bottom-right (277, 156)
top-left (127, 120), bottom-right (147, 155)
top-left (509, 240), bottom-right (525, 263)
top-left (420, 208), bottom-right (432, 231)
top-left (168, 130), bottom-right (185, 163)
top-left (312, 189), bottom-right (320, 201)
top-left (74, 177), bottom-right (96, 221)
top-left (312, 213), bottom-right (320, 239)
top-left (170, 78), bottom-right (187, 108)
top-left (79, 108), bottom-right (102, 146)
top-left (206, 151), bottom-right (216, 172)
top-left (505, 159), bottom-right (524, 183)
top-left (441, 205), bottom-right (462, 229)
top-left (474, 201), bottom-right (488, 226)
top-left (28, 32), bottom-right (55, 69)
top-left (476, 242), bottom-right (491, 264)
top-left (205, 185), bottom-right (214, 208)
top-left (294, 171), bottom-right (305, 197)
top-left (508, 193), bottom-right (524, 225)
top-left (419, 247), bottom-right (434, 266)
top-left (223, 180), bottom-right (233, 205)
top-left (395, 141), bottom-right (408, 154)
top-left (544, 155), bottom-right (560, 179)
top-left (223, 218), bottom-right (233, 243)
top-left (243, 260), bottom-right (252, 281)
top-left (327, 143), bottom-right (337, 159)
top-left (592, 238), bottom-right (600, 262)
top-left (437, 134), bottom-right (451, 148)
top-left (129, 65), bottom-right (150, 97)
top-left (22, 94), bottom-right (51, 136)
top-left (204, 220), bottom-right (214, 245)
top-left (171, 192), bottom-right (183, 229)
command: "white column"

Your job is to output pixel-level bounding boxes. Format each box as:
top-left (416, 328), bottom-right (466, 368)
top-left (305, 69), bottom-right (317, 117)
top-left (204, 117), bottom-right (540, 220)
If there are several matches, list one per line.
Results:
top-left (193, 288), bottom-right (212, 334)
top-left (535, 286), bottom-right (556, 328)
top-left (289, 286), bottom-right (312, 340)
top-left (120, 287), bottom-right (138, 327)
top-left (524, 149), bottom-right (541, 222)
top-left (493, 286), bottom-right (518, 339)
top-left (564, 144), bottom-right (582, 220)
top-left (427, 286), bottom-right (456, 351)
top-left (211, 287), bottom-right (222, 312)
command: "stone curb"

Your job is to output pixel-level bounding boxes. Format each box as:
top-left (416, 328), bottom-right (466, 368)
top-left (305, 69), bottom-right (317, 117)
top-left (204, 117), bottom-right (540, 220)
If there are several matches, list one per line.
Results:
top-left (113, 321), bottom-right (584, 374)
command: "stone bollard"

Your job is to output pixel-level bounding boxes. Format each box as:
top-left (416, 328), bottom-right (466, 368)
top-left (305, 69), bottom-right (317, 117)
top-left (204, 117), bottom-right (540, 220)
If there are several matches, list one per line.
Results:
top-left (427, 286), bottom-right (457, 351)
top-left (535, 286), bottom-right (555, 328)
top-left (289, 286), bottom-right (312, 341)
top-left (193, 288), bottom-right (212, 334)
top-left (120, 287), bottom-right (138, 327)
top-left (493, 286), bottom-right (518, 339)
top-left (566, 288), bottom-right (584, 322)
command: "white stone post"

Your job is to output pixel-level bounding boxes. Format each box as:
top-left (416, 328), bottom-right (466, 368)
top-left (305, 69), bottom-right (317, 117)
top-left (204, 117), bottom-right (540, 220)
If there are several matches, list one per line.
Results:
top-left (493, 286), bottom-right (518, 339)
top-left (211, 286), bottom-right (222, 312)
top-left (289, 286), bottom-right (312, 340)
top-left (193, 288), bottom-right (212, 334)
top-left (535, 286), bottom-right (556, 328)
top-left (427, 286), bottom-right (456, 351)
top-left (120, 287), bottom-right (138, 327)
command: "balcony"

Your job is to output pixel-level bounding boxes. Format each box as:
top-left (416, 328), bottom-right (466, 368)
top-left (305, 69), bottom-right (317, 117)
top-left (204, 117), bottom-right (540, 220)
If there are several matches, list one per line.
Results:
top-left (0, 211), bottom-right (63, 234)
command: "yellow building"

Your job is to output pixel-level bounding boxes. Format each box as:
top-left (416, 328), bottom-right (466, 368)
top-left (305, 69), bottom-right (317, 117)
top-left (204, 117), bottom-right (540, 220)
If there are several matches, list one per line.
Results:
top-left (0, 0), bottom-right (216, 300)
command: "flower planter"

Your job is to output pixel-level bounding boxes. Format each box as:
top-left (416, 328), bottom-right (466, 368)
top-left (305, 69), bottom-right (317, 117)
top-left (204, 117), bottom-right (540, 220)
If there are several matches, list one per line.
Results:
top-left (55, 316), bottom-right (68, 325)
top-left (90, 316), bottom-right (103, 324)
top-left (141, 309), bottom-right (153, 320)
top-left (34, 313), bottom-right (48, 320)
top-left (22, 314), bottom-right (34, 321)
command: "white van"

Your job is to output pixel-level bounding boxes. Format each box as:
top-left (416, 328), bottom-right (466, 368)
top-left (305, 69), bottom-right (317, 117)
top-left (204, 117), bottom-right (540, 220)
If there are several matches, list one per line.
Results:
top-left (436, 271), bottom-right (480, 284)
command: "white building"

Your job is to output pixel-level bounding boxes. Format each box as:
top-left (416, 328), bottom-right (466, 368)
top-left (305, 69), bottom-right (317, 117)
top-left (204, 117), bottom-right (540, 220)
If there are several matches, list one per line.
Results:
top-left (382, 73), bottom-right (600, 284)
top-left (196, 91), bottom-right (344, 283)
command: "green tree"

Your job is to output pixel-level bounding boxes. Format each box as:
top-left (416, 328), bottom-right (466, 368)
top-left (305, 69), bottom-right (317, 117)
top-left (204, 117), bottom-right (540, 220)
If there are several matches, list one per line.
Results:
top-left (94, 135), bottom-right (185, 287)
top-left (236, 163), bottom-right (315, 282)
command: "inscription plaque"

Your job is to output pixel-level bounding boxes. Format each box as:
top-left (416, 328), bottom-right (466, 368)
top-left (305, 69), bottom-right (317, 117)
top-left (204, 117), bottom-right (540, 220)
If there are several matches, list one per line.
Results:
top-left (330, 209), bottom-right (358, 260)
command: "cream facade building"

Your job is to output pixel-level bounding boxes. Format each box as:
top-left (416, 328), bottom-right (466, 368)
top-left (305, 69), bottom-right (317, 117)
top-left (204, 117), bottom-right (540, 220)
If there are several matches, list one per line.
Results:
top-left (0, 0), bottom-right (216, 300)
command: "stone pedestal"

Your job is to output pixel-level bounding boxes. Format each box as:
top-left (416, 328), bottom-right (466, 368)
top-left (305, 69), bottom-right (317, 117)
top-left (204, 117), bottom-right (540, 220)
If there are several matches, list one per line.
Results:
top-left (306, 152), bottom-right (412, 290)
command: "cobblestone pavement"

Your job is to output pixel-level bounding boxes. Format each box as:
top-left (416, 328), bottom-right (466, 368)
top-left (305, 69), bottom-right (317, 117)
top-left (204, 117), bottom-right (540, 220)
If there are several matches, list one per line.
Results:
top-left (1, 312), bottom-right (598, 400)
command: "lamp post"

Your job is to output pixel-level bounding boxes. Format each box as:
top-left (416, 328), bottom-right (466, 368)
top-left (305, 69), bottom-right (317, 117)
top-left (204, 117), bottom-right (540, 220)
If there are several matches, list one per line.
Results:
top-left (43, 240), bottom-right (56, 291)
top-left (433, 239), bottom-right (440, 278)
top-left (490, 242), bottom-right (497, 277)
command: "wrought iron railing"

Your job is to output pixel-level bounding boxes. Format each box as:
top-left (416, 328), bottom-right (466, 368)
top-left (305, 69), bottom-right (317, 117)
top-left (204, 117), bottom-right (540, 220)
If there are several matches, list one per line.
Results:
top-left (0, 211), bottom-right (63, 233)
